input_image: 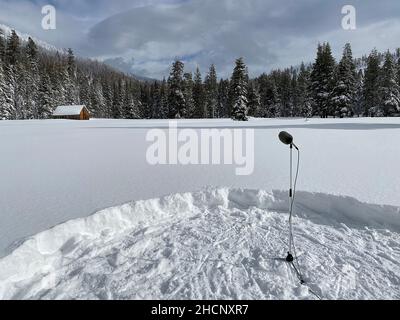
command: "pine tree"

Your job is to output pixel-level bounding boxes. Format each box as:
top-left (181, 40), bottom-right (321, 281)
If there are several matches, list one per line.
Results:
top-left (24, 37), bottom-right (40, 119)
top-left (276, 69), bottom-right (293, 117)
top-left (90, 80), bottom-right (107, 118)
top-left (65, 48), bottom-right (79, 104)
top-left (290, 69), bottom-right (299, 117)
top-left (310, 43), bottom-right (336, 118)
top-left (0, 28), bottom-right (5, 62)
top-left (183, 72), bottom-right (195, 118)
top-left (9, 64), bottom-right (24, 119)
top-left (353, 70), bottom-right (364, 117)
top-left (119, 79), bottom-right (128, 118)
top-left (0, 60), bottom-right (9, 119)
top-left (78, 72), bottom-right (92, 111)
top-left (363, 49), bottom-right (381, 116)
top-left (258, 75), bottom-right (280, 118)
top-left (102, 82), bottom-right (113, 118)
top-left (139, 83), bottom-right (151, 119)
top-left (37, 69), bottom-right (54, 118)
top-left (192, 67), bottom-right (205, 119)
top-left (378, 51), bottom-right (400, 116)
top-left (230, 57), bottom-right (249, 121)
top-left (67, 48), bottom-right (76, 78)
top-left (52, 59), bottom-right (68, 106)
top-left (159, 78), bottom-right (169, 119)
top-left (396, 56), bottom-right (400, 88)
top-left (150, 81), bottom-right (161, 119)
top-left (204, 64), bottom-right (218, 118)
top-left (296, 63), bottom-right (313, 118)
top-left (168, 60), bottom-right (186, 118)
top-left (5, 30), bottom-right (20, 65)
top-left (111, 82), bottom-right (121, 119)
top-left (247, 82), bottom-right (261, 117)
top-left (4, 30), bottom-right (22, 119)
top-left (0, 29), bottom-right (7, 119)
top-left (121, 89), bottom-right (139, 119)
top-left (217, 79), bottom-right (230, 118)
top-left (61, 68), bottom-right (75, 105)
top-left (330, 43), bottom-right (356, 118)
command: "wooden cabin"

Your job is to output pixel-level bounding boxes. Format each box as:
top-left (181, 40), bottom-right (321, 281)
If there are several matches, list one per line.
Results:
top-left (52, 105), bottom-right (90, 120)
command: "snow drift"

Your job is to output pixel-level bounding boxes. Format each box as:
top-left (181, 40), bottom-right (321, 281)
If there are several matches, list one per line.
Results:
top-left (0, 188), bottom-right (399, 300)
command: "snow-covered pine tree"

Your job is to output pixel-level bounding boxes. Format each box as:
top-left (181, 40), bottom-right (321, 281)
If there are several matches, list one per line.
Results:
top-left (0, 28), bottom-right (5, 62)
top-left (217, 79), bottom-right (230, 118)
top-left (310, 43), bottom-right (336, 118)
top-left (159, 78), bottom-right (169, 119)
top-left (247, 81), bottom-right (261, 117)
top-left (378, 51), bottom-right (400, 116)
top-left (5, 30), bottom-right (20, 65)
top-left (0, 29), bottom-right (6, 119)
top-left (150, 81), bottom-right (161, 119)
top-left (102, 82), bottom-right (113, 118)
top-left (119, 79), bottom-right (128, 119)
top-left (52, 55), bottom-right (69, 107)
top-left (396, 55), bottom-right (400, 88)
top-left (258, 75), bottom-right (280, 118)
top-left (0, 57), bottom-right (8, 119)
top-left (1, 67), bottom-right (16, 120)
top-left (111, 82), bottom-right (121, 119)
top-left (4, 30), bottom-right (22, 119)
top-left (296, 63), bottom-right (313, 118)
top-left (330, 43), bottom-right (357, 118)
top-left (353, 70), bottom-right (364, 117)
top-left (78, 71), bottom-right (92, 112)
top-left (275, 69), bottom-right (293, 117)
top-left (192, 67), bottom-right (205, 119)
top-left (204, 64), bottom-right (218, 118)
top-left (65, 48), bottom-right (79, 104)
top-left (24, 37), bottom-right (40, 119)
top-left (183, 72), bottom-right (195, 118)
top-left (147, 82), bottom-right (157, 119)
top-left (230, 57), bottom-right (249, 121)
top-left (122, 89), bottom-right (140, 120)
top-left (363, 49), bottom-right (381, 117)
top-left (37, 68), bottom-right (54, 119)
top-left (90, 80), bottom-right (107, 118)
top-left (168, 60), bottom-right (186, 119)
top-left (67, 49), bottom-right (76, 76)
top-left (138, 84), bottom-right (148, 119)
top-left (290, 69), bottom-right (300, 117)
top-left (131, 82), bottom-right (142, 119)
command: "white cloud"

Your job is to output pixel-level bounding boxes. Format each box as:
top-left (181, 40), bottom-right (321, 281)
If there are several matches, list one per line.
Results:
top-left (1, 0), bottom-right (400, 78)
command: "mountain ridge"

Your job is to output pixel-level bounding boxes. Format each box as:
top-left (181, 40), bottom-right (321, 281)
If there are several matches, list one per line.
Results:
top-left (0, 23), bottom-right (153, 82)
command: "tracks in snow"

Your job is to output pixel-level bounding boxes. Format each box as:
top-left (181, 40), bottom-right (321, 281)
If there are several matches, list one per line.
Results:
top-left (1, 188), bottom-right (400, 300)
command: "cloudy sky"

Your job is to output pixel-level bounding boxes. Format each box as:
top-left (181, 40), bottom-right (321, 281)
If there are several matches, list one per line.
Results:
top-left (1, 0), bottom-right (400, 79)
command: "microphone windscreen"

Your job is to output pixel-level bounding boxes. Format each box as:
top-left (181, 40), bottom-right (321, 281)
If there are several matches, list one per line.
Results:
top-left (279, 131), bottom-right (293, 145)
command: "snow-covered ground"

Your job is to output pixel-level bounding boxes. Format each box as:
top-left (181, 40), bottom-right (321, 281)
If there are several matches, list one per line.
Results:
top-left (1, 188), bottom-right (399, 300)
top-left (0, 117), bottom-right (400, 299)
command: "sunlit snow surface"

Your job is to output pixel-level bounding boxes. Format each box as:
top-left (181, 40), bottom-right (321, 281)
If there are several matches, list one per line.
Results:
top-left (0, 118), bottom-right (400, 299)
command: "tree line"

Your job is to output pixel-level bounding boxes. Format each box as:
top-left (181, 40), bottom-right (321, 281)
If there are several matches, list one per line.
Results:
top-left (1, 28), bottom-right (399, 121)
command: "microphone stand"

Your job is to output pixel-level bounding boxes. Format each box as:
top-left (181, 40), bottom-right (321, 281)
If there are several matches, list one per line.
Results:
top-left (286, 143), bottom-right (298, 263)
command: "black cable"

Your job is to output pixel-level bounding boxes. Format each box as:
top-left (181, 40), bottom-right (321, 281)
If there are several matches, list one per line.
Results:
top-left (290, 147), bottom-right (303, 280)
top-left (288, 148), bottom-right (323, 300)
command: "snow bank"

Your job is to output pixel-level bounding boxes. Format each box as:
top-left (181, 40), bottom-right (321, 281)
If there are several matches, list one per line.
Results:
top-left (1, 188), bottom-right (399, 300)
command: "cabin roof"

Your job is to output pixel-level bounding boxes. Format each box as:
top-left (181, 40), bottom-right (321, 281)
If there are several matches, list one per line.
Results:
top-left (53, 105), bottom-right (86, 116)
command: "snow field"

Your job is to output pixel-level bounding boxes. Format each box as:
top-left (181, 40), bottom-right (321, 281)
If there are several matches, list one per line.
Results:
top-left (1, 117), bottom-right (400, 257)
top-left (0, 188), bottom-right (399, 300)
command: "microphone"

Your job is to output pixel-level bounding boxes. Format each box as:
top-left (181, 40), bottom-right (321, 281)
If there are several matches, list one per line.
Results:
top-left (279, 131), bottom-right (293, 145)
top-left (279, 131), bottom-right (299, 150)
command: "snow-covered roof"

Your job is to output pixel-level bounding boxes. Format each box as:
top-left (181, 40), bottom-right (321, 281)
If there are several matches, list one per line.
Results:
top-left (53, 105), bottom-right (86, 116)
